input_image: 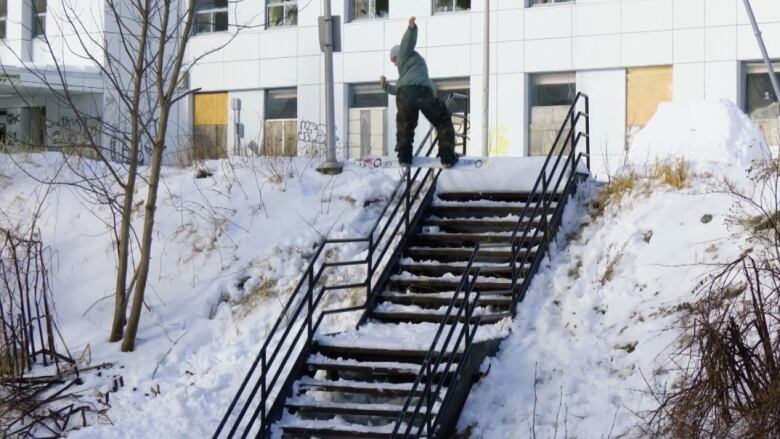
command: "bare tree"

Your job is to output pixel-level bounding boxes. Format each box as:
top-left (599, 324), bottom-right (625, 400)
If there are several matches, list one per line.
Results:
top-left (1, 0), bottom-right (248, 351)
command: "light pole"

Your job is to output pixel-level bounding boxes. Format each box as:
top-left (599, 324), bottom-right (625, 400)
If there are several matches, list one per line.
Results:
top-left (317, 0), bottom-right (343, 175)
top-left (482, 0), bottom-right (490, 157)
top-left (741, 0), bottom-right (780, 103)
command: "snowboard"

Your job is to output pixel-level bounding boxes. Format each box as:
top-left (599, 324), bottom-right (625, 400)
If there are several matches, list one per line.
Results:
top-left (358, 155), bottom-right (489, 170)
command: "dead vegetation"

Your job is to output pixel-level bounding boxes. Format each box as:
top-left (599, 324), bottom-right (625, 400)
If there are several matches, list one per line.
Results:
top-left (591, 173), bottom-right (638, 218)
top-left (651, 158), bottom-right (690, 190)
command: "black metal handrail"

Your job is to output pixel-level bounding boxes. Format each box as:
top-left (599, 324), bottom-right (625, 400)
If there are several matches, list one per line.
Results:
top-left (509, 92), bottom-right (590, 314)
top-left (390, 245), bottom-right (483, 438)
top-left (214, 94), bottom-right (464, 439)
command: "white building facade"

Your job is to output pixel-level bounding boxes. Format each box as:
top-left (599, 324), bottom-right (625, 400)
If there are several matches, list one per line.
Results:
top-left (2, 0), bottom-right (780, 176)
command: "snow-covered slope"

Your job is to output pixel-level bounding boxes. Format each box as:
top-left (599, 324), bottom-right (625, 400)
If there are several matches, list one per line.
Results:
top-left (0, 154), bottom-right (398, 438)
top-left (458, 100), bottom-right (771, 438)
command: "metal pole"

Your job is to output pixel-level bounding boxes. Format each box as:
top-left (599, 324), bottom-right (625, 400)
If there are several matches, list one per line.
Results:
top-left (481, 0), bottom-right (490, 157)
top-left (317, 0), bottom-right (343, 174)
top-left (741, 0), bottom-right (780, 104)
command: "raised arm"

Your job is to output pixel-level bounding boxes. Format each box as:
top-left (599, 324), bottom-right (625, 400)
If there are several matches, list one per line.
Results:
top-left (398, 17), bottom-right (417, 65)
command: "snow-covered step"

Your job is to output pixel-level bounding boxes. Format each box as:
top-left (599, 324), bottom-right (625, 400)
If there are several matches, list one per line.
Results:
top-left (405, 245), bottom-right (538, 263)
top-left (378, 290), bottom-right (514, 308)
top-left (436, 191), bottom-right (564, 203)
top-left (314, 344), bottom-right (452, 363)
top-left (429, 204), bottom-right (553, 219)
top-left (306, 355), bottom-right (426, 377)
top-left (398, 261), bottom-right (528, 278)
top-left (423, 216), bottom-right (549, 233)
top-left (432, 199), bottom-right (559, 210)
top-left (280, 418), bottom-right (425, 439)
top-left (285, 398), bottom-right (438, 419)
top-left (372, 303), bottom-right (510, 325)
top-left (413, 231), bottom-right (545, 247)
top-left (388, 273), bottom-right (514, 292)
top-left (296, 377), bottom-right (428, 397)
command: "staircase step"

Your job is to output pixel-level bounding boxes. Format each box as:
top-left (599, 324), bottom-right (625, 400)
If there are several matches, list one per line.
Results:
top-left (285, 399), bottom-right (436, 420)
top-left (429, 204), bottom-right (552, 221)
top-left (413, 232), bottom-right (545, 247)
top-left (423, 217), bottom-right (544, 233)
top-left (436, 192), bottom-right (563, 203)
top-left (372, 310), bottom-right (509, 325)
top-left (379, 291), bottom-right (513, 308)
top-left (296, 378), bottom-right (426, 397)
top-left (307, 356), bottom-right (422, 376)
top-left (281, 420), bottom-right (423, 439)
top-left (389, 275), bottom-right (513, 292)
top-left (405, 246), bottom-right (537, 263)
top-left (315, 344), bottom-right (460, 363)
top-left (397, 262), bottom-right (526, 278)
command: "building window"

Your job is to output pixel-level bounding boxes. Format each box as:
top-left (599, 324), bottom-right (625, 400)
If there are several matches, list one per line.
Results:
top-left (195, 0), bottom-right (228, 34)
top-left (267, 0), bottom-right (297, 28)
top-left (529, 72), bottom-right (576, 156)
top-left (33, 0), bottom-right (46, 37)
top-left (264, 88), bottom-right (298, 156)
top-left (351, 0), bottom-right (389, 21)
top-left (530, 0), bottom-right (574, 6)
top-left (193, 92), bottom-right (229, 159)
top-left (745, 63), bottom-right (780, 147)
top-left (435, 78), bottom-right (470, 154)
top-left (0, 0), bottom-right (7, 40)
top-left (434, 0), bottom-right (471, 13)
top-left (349, 84), bottom-right (387, 158)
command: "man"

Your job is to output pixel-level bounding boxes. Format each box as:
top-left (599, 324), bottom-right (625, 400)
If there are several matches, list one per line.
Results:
top-left (380, 17), bottom-right (459, 168)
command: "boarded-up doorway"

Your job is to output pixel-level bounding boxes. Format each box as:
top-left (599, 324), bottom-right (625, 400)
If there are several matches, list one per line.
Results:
top-left (626, 66), bottom-right (672, 141)
top-left (193, 92), bottom-right (228, 160)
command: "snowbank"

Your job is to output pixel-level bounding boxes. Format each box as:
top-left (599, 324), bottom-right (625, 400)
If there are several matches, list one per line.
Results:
top-left (0, 153), bottom-right (397, 438)
top-left (628, 99), bottom-right (770, 168)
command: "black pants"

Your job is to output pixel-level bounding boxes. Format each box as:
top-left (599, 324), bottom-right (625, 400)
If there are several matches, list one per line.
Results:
top-left (395, 85), bottom-right (457, 164)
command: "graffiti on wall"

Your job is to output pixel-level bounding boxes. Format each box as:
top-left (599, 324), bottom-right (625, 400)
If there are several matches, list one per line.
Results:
top-left (489, 126), bottom-right (510, 157)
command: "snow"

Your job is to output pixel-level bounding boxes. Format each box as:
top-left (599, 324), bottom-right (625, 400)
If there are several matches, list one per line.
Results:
top-left (459, 101), bottom-right (766, 437)
top-left (437, 157), bottom-right (587, 194)
top-left (0, 153), bottom-right (397, 438)
top-left (627, 99), bottom-right (771, 170)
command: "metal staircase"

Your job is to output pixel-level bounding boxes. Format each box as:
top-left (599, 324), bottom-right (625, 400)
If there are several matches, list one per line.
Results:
top-left (214, 93), bottom-right (591, 439)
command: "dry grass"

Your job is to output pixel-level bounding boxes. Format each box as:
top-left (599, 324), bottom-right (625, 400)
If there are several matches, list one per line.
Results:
top-left (591, 173), bottom-right (639, 218)
top-left (651, 158), bottom-right (690, 189)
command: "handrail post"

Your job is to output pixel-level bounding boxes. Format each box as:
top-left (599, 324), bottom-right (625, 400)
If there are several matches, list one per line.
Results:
top-left (366, 235), bottom-right (374, 303)
top-left (570, 104), bottom-right (576, 173)
top-left (585, 96), bottom-right (591, 172)
top-left (260, 351), bottom-right (267, 430)
top-left (405, 170), bottom-right (411, 231)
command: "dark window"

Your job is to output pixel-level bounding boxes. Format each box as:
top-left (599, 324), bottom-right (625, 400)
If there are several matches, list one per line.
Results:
top-left (0, 0), bottom-right (7, 40)
top-left (434, 0), bottom-right (471, 13)
top-left (195, 0), bottom-right (229, 34)
top-left (33, 0), bottom-right (46, 37)
top-left (351, 0), bottom-right (389, 21)
top-left (266, 88), bottom-right (297, 120)
top-left (267, 0), bottom-right (298, 28)
top-left (529, 73), bottom-right (576, 156)
top-left (350, 84), bottom-right (388, 108)
top-left (745, 63), bottom-right (779, 146)
top-left (435, 78), bottom-right (470, 114)
top-left (531, 0), bottom-right (575, 5)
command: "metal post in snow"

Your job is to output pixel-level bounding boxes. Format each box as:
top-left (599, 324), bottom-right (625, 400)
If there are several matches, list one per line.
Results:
top-left (741, 0), bottom-right (780, 104)
top-left (481, 0), bottom-right (490, 157)
top-left (317, 0), bottom-right (343, 175)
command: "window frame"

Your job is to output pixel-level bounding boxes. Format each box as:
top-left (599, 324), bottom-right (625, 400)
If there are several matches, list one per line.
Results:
top-left (266, 0), bottom-right (298, 29)
top-left (33, 0), bottom-right (46, 38)
top-left (195, 0), bottom-right (229, 34)
top-left (349, 0), bottom-right (389, 22)
top-left (433, 0), bottom-right (471, 14)
top-left (349, 83), bottom-right (388, 109)
top-left (528, 0), bottom-right (575, 7)
top-left (265, 88), bottom-right (298, 120)
top-left (744, 62), bottom-right (780, 116)
top-left (0, 0), bottom-right (7, 40)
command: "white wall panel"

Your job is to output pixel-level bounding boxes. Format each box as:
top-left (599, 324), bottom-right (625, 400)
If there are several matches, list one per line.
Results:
top-left (673, 62), bottom-right (706, 102)
top-left (621, 31), bottom-right (673, 67)
top-left (673, 0), bottom-right (705, 29)
top-left (673, 28), bottom-right (705, 63)
top-left (622, 0), bottom-right (673, 33)
top-left (704, 61), bottom-right (739, 103)
top-left (525, 5), bottom-right (572, 40)
top-left (705, 0), bottom-right (738, 27)
top-left (524, 38), bottom-right (571, 73)
top-left (573, 2), bottom-right (621, 36)
top-left (573, 35), bottom-right (621, 70)
top-left (704, 26), bottom-right (737, 61)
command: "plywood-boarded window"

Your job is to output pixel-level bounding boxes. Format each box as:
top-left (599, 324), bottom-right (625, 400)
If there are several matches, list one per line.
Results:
top-left (626, 66), bottom-right (672, 137)
top-left (263, 88), bottom-right (298, 156)
top-left (529, 72), bottom-right (576, 156)
top-left (193, 92), bottom-right (228, 160)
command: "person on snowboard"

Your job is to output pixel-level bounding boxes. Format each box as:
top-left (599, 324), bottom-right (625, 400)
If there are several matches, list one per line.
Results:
top-left (380, 17), bottom-right (459, 168)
